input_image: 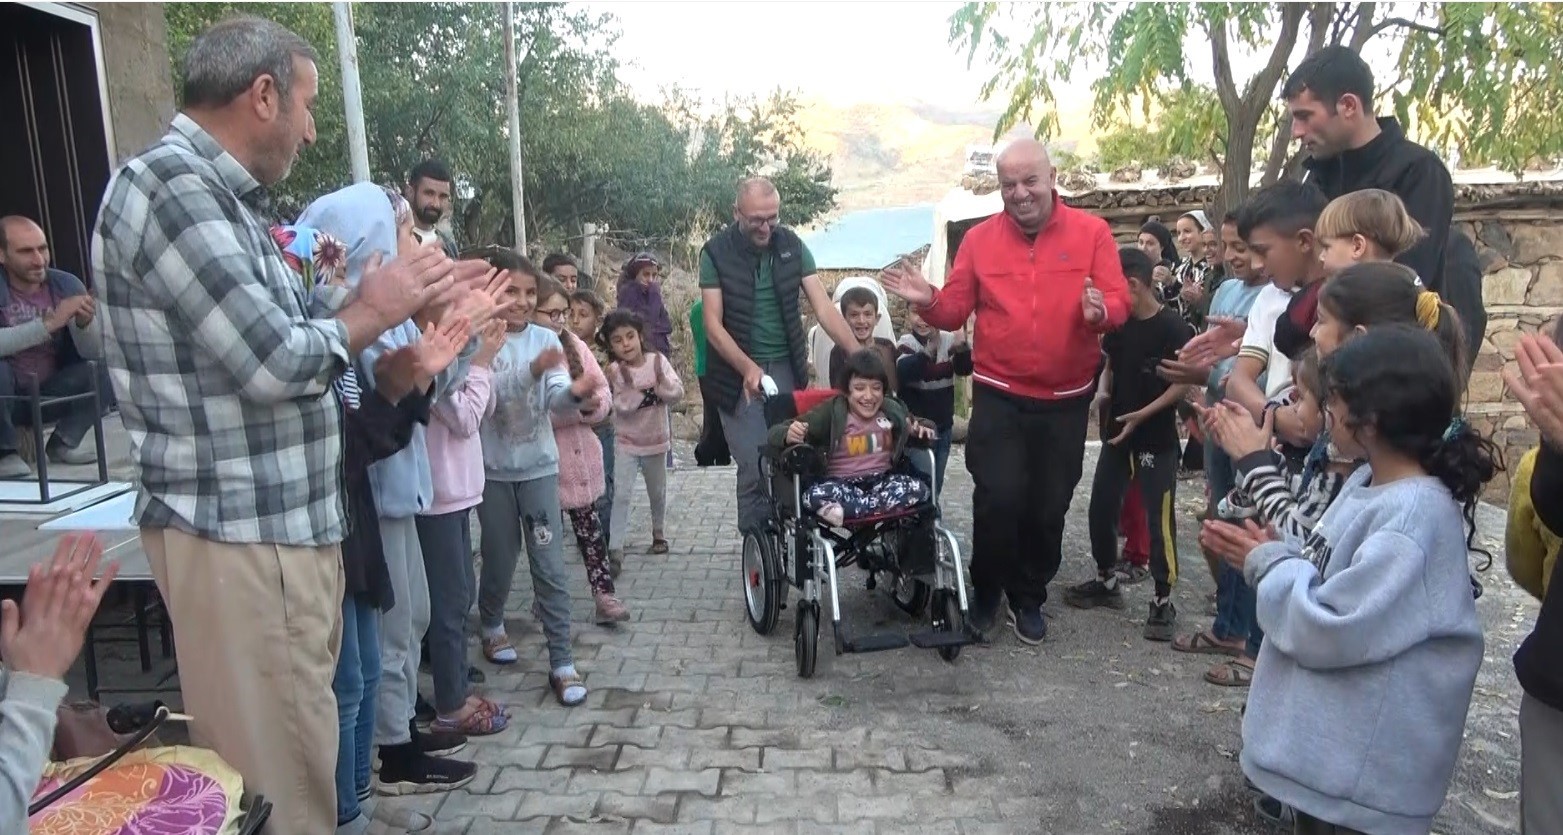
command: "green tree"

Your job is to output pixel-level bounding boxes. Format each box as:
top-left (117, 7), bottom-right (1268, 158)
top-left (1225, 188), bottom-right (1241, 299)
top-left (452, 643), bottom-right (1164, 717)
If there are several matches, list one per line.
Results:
top-left (162, 4), bottom-right (836, 256)
top-left (951, 2), bottom-right (1563, 217)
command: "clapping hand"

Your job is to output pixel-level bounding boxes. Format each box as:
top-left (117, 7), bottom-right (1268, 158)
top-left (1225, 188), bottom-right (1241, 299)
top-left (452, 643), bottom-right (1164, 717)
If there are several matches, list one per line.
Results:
top-left (1194, 399), bottom-right (1274, 459)
top-left (1157, 358), bottom-right (1212, 386)
top-left (473, 321), bottom-right (507, 368)
top-left (881, 258), bottom-right (934, 306)
top-left (1199, 518), bottom-right (1277, 573)
top-left (358, 244), bottom-right (456, 328)
top-left (1081, 278), bottom-right (1106, 325)
top-left (530, 347), bottom-right (566, 378)
top-left (1179, 317), bottom-right (1246, 367)
top-left (412, 316), bottom-right (472, 380)
top-left (443, 268), bottom-right (513, 333)
top-left (0, 533), bottom-right (118, 681)
top-left (1505, 334), bottom-right (1563, 449)
top-left (46, 295), bottom-right (94, 333)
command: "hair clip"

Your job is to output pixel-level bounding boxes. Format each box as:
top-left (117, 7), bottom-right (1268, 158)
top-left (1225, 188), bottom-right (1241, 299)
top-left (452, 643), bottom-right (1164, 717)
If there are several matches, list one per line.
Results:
top-left (1441, 416), bottom-right (1469, 443)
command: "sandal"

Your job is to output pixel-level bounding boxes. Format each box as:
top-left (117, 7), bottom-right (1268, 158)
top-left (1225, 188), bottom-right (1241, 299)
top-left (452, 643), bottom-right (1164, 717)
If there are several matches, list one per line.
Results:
top-left (550, 670), bottom-right (588, 707)
top-left (1204, 657), bottom-right (1255, 687)
top-left (650, 538), bottom-right (669, 555)
top-left (482, 634), bottom-right (518, 665)
top-left (431, 698), bottom-right (510, 736)
top-left (1172, 629), bottom-right (1245, 657)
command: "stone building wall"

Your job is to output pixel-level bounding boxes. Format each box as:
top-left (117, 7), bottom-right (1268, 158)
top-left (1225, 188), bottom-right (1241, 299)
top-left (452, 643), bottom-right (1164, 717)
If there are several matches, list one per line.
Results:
top-left (88, 3), bottom-right (177, 162)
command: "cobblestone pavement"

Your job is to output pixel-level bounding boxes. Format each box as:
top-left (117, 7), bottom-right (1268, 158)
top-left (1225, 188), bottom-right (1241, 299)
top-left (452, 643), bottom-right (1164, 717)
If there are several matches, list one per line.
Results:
top-left (69, 439), bottom-right (1533, 834)
top-left (403, 442), bottom-right (1533, 835)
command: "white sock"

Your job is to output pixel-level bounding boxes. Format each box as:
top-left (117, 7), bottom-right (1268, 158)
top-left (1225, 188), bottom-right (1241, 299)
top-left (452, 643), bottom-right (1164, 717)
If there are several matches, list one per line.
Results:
top-left (481, 624), bottom-right (505, 640)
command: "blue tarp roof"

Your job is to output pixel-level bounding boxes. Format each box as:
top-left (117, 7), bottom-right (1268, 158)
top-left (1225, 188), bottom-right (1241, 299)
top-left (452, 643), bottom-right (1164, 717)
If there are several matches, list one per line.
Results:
top-left (802, 204), bottom-right (935, 270)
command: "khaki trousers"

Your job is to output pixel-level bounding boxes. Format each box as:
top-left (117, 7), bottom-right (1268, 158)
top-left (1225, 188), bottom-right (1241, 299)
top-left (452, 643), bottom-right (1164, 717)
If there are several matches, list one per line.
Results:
top-left (143, 527), bottom-right (344, 835)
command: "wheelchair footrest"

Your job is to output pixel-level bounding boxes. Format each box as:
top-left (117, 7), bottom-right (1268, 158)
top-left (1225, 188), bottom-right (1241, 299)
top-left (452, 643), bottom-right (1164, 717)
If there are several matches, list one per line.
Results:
top-left (908, 629), bottom-right (981, 650)
top-left (836, 630), bottom-right (910, 654)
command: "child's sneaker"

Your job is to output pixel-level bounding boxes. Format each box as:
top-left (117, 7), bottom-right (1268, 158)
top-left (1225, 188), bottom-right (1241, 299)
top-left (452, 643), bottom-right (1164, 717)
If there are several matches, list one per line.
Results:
top-left (594, 593), bottom-right (631, 624)
top-left (1216, 488), bottom-right (1257, 521)
top-left (1062, 575), bottom-right (1126, 610)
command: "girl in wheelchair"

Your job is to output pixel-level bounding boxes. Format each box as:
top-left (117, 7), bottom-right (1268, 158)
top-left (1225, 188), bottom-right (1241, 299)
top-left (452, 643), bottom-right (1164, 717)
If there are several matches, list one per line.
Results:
top-left (769, 350), bottom-right (935, 527)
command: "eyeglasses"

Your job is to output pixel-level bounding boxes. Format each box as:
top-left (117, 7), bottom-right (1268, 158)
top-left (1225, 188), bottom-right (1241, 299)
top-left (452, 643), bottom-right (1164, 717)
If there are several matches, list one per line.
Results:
top-left (537, 308), bottom-right (568, 322)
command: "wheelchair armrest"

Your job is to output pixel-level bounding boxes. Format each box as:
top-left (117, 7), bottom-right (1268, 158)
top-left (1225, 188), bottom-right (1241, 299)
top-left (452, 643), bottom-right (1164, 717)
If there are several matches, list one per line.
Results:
top-left (766, 443), bottom-right (827, 478)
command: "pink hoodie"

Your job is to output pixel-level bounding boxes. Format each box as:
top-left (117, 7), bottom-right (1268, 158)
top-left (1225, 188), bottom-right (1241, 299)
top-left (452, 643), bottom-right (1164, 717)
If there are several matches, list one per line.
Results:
top-left (425, 365), bottom-right (495, 516)
top-left (608, 353), bottom-right (684, 456)
top-left (551, 332), bottom-right (613, 510)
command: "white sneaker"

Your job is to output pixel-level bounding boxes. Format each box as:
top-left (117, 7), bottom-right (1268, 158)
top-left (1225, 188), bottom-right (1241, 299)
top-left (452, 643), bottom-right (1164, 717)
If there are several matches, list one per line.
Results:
top-left (0, 453), bottom-right (32, 478)
top-left (46, 435), bottom-right (97, 465)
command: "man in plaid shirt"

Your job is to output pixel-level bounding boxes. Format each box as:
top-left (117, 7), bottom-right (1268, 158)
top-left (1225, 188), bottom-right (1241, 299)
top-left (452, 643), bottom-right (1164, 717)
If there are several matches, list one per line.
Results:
top-left (90, 17), bottom-right (471, 833)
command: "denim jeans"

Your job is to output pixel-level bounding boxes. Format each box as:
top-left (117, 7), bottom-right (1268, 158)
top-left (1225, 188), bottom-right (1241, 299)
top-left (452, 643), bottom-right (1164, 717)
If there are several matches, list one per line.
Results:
top-left (1211, 565), bottom-right (1252, 643)
top-left (931, 426), bottom-right (953, 498)
top-left (593, 423), bottom-right (615, 535)
top-left (416, 509), bottom-right (473, 715)
top-left (333, 593), bottom-right (380, 825)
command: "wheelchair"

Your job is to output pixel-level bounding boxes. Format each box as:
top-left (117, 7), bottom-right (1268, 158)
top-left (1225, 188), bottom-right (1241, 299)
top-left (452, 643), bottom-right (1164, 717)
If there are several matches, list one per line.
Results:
top-left (740, 388), bottom-right (976, 678)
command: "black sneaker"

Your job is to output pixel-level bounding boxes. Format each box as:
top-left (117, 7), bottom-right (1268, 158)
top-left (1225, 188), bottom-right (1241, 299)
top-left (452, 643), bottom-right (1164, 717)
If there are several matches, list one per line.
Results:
top-left (414, 693), bottom-right (436, 727)
top-left (1062, 577), bottom-right (1126, 610)
top-left (1008, 605), bottom-right (1047, 645)
top-left (375, 747), bottom-right (476, 796)
top-left (1143, 599), bottom-right (1177, 642)
top-left (968, 584), bottom-right (1003, 635)
top-left (416, 727), bottom-right (466, 758)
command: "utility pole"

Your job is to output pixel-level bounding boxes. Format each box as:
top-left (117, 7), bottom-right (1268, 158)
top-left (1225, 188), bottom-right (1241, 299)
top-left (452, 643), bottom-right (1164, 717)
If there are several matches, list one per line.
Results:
top-left (332, 2), bottom-right (370, 183)
top-left (503, 2), bottom-right (527, 252)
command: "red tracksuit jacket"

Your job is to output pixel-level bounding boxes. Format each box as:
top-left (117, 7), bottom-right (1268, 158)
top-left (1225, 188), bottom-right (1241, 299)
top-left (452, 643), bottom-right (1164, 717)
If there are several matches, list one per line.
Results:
top-left (921, 196), bottom-right (1130, 401)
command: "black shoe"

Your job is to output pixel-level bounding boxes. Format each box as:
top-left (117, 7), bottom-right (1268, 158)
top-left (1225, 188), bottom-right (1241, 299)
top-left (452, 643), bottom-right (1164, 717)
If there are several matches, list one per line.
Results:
top-left (1062, 577), bottom-right (1126, 610)
top-left (968, 585), bottom-right (1003, 635)
top-left (414, 693), bottom-right (436, 726)
top-left (467, 665), bottom-right (486, 685)
top-left (415, 727), bottom-right (466, 758)
top-left (1008, 605), bottom-right (1047, 645)
top-left (375, 745), bottom-right (476, 796)
top-left (1143, 599), bottom-right (1177, 642)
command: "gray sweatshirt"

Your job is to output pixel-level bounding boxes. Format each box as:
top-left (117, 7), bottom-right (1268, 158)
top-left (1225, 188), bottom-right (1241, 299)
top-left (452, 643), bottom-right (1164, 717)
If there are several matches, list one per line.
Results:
top-left (1241, 468), bottom-right (1483, 834)
top-left (0, 668), bottom-right (68, 833)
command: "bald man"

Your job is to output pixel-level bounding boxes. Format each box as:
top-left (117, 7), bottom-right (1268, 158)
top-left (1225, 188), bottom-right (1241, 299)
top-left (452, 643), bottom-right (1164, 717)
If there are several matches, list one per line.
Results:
top-left (700, 177), bottom-right (859, 536)
top-left (883, 140), bottom-right (1131, 644)
top-left (0, 216), bottom-right (110, 477)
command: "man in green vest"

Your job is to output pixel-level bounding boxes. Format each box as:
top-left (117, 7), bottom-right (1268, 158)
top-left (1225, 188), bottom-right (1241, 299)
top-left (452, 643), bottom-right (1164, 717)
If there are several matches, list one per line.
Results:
top-left (700, 177), bottom-right (858, 534)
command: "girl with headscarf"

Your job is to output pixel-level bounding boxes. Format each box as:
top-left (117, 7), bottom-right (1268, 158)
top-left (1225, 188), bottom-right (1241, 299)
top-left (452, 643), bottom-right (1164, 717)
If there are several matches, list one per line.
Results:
top-left (616, 253), bottom-right (674, 356)
top-left (295, 182), bottom-right (484, 799)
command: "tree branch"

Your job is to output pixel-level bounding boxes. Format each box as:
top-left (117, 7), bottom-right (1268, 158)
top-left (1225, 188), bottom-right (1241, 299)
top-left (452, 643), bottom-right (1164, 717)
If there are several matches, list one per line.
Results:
top-left (1262, 110), bottom-right (1294, 185)
top-left (1368, 16), bottom-right (1445, 40)
top-left (1240, 3), bottom-right (1307, 112)
top-left (1348, 3), bottom-right (1378, 50)
top-left (1208, 13), bottom-right (1242, 116)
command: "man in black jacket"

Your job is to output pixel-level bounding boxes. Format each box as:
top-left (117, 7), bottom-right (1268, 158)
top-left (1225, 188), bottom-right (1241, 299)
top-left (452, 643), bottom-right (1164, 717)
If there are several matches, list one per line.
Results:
top-left (1283, 46), bottom-right (1485, 377)
top-left (1506, 330), bottom-right (1563, 834)
top-left (699, 178), bottom-right (859, 534)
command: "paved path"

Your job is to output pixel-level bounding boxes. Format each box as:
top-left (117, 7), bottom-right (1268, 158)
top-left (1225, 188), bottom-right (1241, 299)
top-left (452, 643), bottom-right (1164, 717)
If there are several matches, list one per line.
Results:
top-left (399, 443), bottom-right (1534, 835)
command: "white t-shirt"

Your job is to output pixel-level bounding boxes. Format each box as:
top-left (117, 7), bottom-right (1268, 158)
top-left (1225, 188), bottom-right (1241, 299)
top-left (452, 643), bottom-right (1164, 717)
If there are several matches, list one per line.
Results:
top-left (1237, 284), bottom-right (1295, 399)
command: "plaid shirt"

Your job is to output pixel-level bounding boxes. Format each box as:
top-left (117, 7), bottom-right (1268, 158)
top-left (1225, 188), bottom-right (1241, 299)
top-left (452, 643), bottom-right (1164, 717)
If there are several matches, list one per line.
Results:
top-left (91, 114), bottom-right (352, 546)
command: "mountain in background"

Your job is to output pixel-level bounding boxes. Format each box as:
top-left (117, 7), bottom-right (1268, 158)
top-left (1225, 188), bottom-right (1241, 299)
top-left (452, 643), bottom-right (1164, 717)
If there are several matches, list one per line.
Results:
top-left (793, 96), bottom-right (1100, 223)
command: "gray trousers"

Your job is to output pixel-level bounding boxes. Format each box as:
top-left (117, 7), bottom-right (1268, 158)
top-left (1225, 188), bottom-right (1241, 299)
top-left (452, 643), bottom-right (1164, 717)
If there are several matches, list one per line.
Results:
top-left (373, 516), bottom-right (429, 746)
top-left (1522, 693), bottom-right (1563, 834)
top-left (476, 476), bottom-right (574, 670)
top-left (415, 509), bottom-right (473, 715)
top-left (609, 450), bottom-right (668, 551)
top-left (717, 361), bottom-right (797, 534)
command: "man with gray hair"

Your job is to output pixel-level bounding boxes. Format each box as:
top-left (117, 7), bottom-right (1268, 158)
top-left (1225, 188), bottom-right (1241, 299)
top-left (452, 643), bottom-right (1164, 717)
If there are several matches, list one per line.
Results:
top-left (699, 177), bottom-right (859, 536)
top-left (91, 16), bottom-right (469, 833)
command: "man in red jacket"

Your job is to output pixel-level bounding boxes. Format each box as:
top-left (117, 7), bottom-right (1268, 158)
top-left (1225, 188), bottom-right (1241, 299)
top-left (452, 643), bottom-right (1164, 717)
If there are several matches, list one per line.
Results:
top-left (883, 139), bottom-right (1130, 644)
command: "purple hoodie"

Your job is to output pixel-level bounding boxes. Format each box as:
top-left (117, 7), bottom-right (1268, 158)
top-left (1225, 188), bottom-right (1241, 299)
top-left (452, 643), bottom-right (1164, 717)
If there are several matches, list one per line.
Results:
top-left (617, 255), bottom-right (674, 356)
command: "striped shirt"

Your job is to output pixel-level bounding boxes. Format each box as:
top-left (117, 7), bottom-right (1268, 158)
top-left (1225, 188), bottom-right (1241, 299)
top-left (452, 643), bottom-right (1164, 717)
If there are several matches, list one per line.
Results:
top-left (1233, 448), bottom-right (1352, 547)
top-left (91, 113), bottom-right (353, 546)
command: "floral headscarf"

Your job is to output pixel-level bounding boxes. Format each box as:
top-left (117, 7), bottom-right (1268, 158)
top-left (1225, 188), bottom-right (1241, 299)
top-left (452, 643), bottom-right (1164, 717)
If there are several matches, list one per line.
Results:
top-left (270, 223), bottom-right (360, 408)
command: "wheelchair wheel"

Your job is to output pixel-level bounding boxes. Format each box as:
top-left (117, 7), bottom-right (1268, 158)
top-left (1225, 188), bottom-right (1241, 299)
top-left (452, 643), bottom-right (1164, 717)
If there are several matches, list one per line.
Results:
top-left (890, 575), bottom-right (931, 617)
top-left (742, 531), bottom-right (782, 635)
top-left (932, 590), bottom-right (963, 663)
top-left (795, 601), bottom-right (820, 678)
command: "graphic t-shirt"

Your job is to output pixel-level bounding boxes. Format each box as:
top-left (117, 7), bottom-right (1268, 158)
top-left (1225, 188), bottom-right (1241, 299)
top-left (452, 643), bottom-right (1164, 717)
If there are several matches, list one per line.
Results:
top-left (827, 411), bottom-right (894, 479)
top-left (3, 283), bottom-right (58, 381)
top-left (1101, 306), bottom-right (1194, 454)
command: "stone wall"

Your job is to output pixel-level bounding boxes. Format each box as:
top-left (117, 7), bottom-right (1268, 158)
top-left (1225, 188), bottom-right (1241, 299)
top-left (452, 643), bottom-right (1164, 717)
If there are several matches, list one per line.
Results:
top-left (1463, 215), bottom-right (1562, 502)
top-left (88, 3), bottom-right (176, 162)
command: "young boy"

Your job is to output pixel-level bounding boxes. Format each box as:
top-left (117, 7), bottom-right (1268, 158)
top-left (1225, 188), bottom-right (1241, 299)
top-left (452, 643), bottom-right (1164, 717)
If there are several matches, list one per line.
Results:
top-left (1067, 248), bottom-right (1194, 641)
top-left (895, 310), bottom-right (973, 492)
top-left (828, 287), bottom-right (899, 393)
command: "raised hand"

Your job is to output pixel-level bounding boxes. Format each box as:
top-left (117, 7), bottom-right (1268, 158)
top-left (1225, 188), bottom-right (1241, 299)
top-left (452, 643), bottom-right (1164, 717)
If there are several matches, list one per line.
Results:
top-left (412, 316), bottom-right (472, 380)
top-left (1195, 399), bottom-right (1274, 459)
top-left (1505, 334), bottom-right (1563, 449)
top-left (530, 347), bottom-right (566, 378)
top-left (358, 244), bottom-right (456, 328)
top-left (881, 259), bottom-right (934, 306)
top-left (1179, 316), bottom-right (1247, 367)
top-left (0, 533), bottom-right (118, 680)
top-left (473, 320), bottom-right (507, 368)
top-left (1081, 277), bottom-right (1106, 325)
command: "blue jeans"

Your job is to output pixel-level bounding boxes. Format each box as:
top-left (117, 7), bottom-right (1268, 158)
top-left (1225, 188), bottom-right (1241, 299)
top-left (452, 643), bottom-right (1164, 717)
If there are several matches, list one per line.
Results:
top-left (932, 426), bottom-right (953, 498)
top-left (333, 593), bottom-right (380, 825)
top-left (593, 423), bottom-right (615, 535)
